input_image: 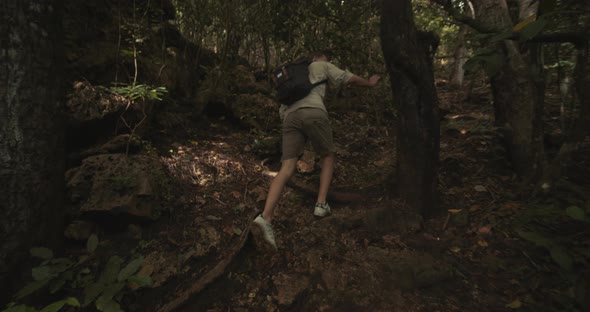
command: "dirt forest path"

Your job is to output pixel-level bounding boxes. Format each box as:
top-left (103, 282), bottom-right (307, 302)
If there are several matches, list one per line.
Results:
top-left (131, 85), bottom-right (575, 312)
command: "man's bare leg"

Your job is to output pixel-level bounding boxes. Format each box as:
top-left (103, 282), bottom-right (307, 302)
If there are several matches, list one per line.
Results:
top-left (262, 158), bottom-right (297, 223)
top-left (317, 153), bottom-right (334, 204)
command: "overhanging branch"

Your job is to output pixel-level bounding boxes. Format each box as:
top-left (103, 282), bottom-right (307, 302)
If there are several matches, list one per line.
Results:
top-left (430, 0), bottom-right (502, 33)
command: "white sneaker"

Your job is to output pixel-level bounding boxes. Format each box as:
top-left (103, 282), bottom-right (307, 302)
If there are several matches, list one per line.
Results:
top-left (313, 202), bottom-right (331, 217)
top-left (252, 214), bottom-right (277, 249)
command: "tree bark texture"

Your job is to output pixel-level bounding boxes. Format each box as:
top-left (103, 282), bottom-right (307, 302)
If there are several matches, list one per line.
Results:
top-left (0, 0), bottom-right (64, 298)
top-left (472, 0), bottom-right (545, 180)
top-left (449, 25), bottom-right (468, 87)
top-left (380, 0), bottom-right (440, 217)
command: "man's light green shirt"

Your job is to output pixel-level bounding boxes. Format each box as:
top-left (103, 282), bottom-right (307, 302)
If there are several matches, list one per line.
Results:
top-left (279, 61), bottom-right (353, 121)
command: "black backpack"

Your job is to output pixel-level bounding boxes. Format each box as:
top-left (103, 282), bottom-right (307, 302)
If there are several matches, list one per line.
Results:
top-left (273, 57), bottom-right (327, 106)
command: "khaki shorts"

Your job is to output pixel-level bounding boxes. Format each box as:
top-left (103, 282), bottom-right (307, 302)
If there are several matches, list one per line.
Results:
top-left (281, 108), bottom-right (335, 161)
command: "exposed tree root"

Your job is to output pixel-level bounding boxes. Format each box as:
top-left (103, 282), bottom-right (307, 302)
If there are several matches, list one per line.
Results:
top-left (155, 208), bottom-right (259, 312)
top-left (262, 170), bottom-right (394, 203)
top-left (288, 176), bottom-right (363, 202)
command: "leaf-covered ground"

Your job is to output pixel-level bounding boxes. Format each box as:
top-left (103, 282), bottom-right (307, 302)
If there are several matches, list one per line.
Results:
top-left (44, 80), bottom-right (587, 312)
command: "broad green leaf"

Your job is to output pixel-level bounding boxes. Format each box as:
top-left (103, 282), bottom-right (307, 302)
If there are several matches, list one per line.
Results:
top-left (117, 257), bottom-right (143, 282)
top-left (550, 246), bottom-right (573, 272)
top-left (87, 234), bottom-right (99, 254)
top-left (120, 49), bottom-right (134, 57)
top-left (14, 279), bottom-right (50, 300)
top-left (127, 274), bottom-right (153, 288)
top-left (39, 297), bottom-right (80, 312)
top-left (46, 258), bottom-right (74, 275)
top-left (513, 14), bottom-right (537, 32)
top-left (519, 18), bottom-right (548, 41)
top-left (49, 270), bottom-right (73, 294)
top-left (1, 304), bottom-right (37, 312)
top-left (102, 282), bottom-right (125, 299)
top-left (95, 282), bottom-right (125, 309)
top-left (32, 266), bottom-right (55, 281)
top-left (489, 31), bottom-right (514, 43)
top-left (64, 297), bottom-right (80, 307)
top-left (517, 230), bottom-right (552, 247)
top-left (566, 206), bottom-right (587, 221)
top-left (49, 277), bottom-right (66, 294)
top-left (95, 297), bottom-right (123, 312)
top-left (83, 282), bottom-right (105, 307)
top-left (30, 247), bottom-right (53, 260)
top-left (99, 256), bottom-right (124, 285)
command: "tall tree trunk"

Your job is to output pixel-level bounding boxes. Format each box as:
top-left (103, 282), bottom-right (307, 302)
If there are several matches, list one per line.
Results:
top-left (473, 0), bottom-right (545, 180)
top-left (449, 25), bottom-right (468, 87)
top-left (0, 0), bottom-right (65, 299)
top-left (380, 0), bottom-right (441, 217)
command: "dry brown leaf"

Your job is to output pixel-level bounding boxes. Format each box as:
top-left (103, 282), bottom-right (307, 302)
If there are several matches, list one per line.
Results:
top-left (478, 225), bottom-right (492, 235)
top-left (474, 185), bottom-right (487, 192)
top-left (230, 191), bottom-right (241, 199)
top-left (250, 186), bottom-right (267, 203)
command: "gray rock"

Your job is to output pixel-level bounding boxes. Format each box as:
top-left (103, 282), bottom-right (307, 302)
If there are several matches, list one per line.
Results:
top-left (66, 153), bottom-right (165, 220)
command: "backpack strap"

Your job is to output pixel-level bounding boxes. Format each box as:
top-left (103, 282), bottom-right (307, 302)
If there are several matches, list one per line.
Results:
top-left (311, 79), bottom-right (327, 87)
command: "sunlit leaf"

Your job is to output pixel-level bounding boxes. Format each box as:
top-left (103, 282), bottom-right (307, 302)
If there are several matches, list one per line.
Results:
top-left (30, 247), bottom-right (54, 260)
top-left (506, 299), bottom-right (522, 309)
top-left (450, 246), bottom-right (461, 253)
top-left (64, 297), bottom-right (80, 307)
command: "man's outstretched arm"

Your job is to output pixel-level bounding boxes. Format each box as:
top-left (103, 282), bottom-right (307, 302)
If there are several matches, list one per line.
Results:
top-left (347, 74), bottom-right (381, 87)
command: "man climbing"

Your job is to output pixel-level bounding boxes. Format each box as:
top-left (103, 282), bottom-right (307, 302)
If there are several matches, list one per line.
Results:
top-left (253, 50), bottom-right (381, 249)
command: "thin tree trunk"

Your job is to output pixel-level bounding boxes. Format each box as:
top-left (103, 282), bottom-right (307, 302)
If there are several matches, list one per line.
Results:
top-left (381, 0), bottom-right (441, 217)
top-left (449, 25), bottom-right (468, 87)
top-left (473, 0), bottom-right (545, 180)
top-left (0, 0), bottom-right (65, 299)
